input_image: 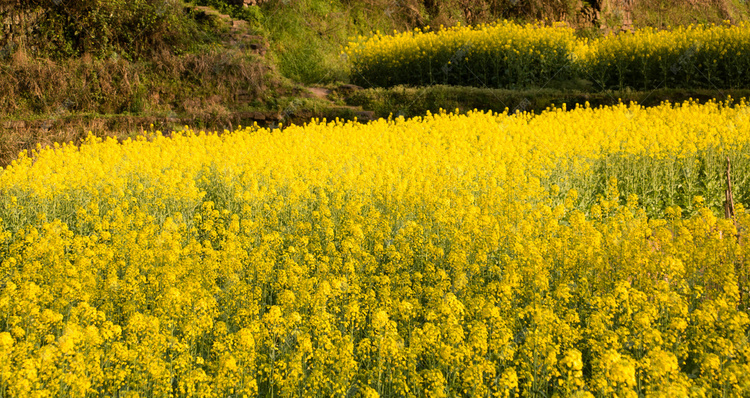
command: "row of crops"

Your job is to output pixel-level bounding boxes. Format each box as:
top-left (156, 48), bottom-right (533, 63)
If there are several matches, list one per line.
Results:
top-left (345, 21), bottom-right (750, 90)
top-left (0, 101), bottom-right (749, 396)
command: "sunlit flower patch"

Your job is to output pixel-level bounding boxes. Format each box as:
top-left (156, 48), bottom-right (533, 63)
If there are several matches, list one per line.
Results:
top-left (1, 101), bottom-right (750, 396)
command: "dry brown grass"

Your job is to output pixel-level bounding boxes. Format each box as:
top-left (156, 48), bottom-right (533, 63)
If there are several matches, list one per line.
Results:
top-left (631, 0), bottom-right (749, 28)
top-left (374, 0), bottom-right (748, 30)
top-left (0, 47), bottom-right (271, 117)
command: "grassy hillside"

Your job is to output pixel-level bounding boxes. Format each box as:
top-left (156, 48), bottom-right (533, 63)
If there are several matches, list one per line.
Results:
top-left (0, 1), bottom-right (294, 164)
top-left (0, 1), bottom-right (280, 112)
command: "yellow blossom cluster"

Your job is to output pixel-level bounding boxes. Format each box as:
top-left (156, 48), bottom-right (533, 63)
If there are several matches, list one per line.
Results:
top-left (1, 100), bottom-right (750, 397)
top-left (344, 21), bottom-right (577, 88)
top-left (586, 22), bottom-right (750, 90)
top-left (345, 21), bottom-right (750, 90)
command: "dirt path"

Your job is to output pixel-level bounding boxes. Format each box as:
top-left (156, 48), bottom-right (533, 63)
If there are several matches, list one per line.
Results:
top-left (193, 6), bottom-right (267, 55)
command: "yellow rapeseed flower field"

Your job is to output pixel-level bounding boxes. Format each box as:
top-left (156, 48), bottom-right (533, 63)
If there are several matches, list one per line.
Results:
top-left (345, 21), bottom-right (577, 88)
top-left (345, 21), bottom-right (750, 90)
top-left (1, 100), bottom-right (750, 397)
top-left (587, 23), bottom-right (750, 90)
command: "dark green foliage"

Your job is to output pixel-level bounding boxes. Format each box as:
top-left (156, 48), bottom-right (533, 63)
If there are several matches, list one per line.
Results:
top-left (0, 0), bottom-right (217, 60)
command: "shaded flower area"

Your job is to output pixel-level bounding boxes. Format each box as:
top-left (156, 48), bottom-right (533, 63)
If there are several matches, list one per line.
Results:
top-left (347, 21), bottom-right (750, 91)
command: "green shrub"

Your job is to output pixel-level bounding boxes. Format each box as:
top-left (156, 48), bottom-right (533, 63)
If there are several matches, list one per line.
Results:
top-left (1, 0), bottom-right (213, 60)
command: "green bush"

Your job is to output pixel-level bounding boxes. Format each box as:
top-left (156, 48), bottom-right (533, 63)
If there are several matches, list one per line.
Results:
top-left (1, 0), bottom-right (211, 60)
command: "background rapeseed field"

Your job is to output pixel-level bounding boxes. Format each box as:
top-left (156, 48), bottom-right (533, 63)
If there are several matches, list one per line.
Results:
top-left (1, 101), bottom-right (749, 397)
top-left (346, 22), bottom-right (750, 91)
